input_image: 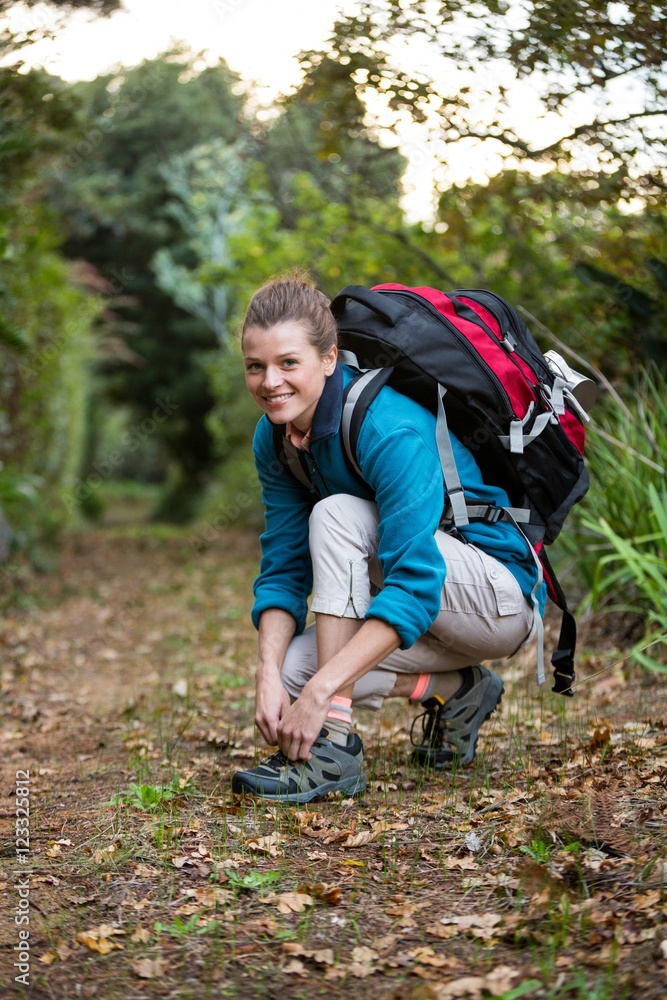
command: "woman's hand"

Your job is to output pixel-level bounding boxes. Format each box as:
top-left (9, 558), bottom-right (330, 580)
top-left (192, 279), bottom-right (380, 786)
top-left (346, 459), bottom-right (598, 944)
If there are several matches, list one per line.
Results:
top-left (255, 669), bottom-right (292, 747)
top-left (276, 679), bottom-right (331, 761)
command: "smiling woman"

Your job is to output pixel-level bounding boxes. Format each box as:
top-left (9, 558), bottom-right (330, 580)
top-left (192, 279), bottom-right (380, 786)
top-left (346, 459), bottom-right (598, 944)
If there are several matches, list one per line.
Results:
top-left (241, 274), bottom-right (337, 435)
top-left (231, 269), bottom-right (543, 805)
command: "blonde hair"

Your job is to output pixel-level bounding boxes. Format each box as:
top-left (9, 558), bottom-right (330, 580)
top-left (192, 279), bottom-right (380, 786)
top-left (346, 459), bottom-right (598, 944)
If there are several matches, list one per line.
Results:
top-left (241, 269), bottom-right (337, 355)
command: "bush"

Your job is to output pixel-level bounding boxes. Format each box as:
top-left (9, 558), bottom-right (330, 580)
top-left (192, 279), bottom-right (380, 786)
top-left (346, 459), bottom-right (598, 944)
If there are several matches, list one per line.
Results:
top-left (566, 366), bottom-right (667, 671)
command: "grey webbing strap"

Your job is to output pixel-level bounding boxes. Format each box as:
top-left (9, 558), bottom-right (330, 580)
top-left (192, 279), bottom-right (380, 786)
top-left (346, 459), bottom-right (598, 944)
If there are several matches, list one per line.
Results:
top-left (499, 402), bottom-right (556, 454)
top-left (437, 385), bottom-right (468, 527)
top-left (340, 368), bottom-right (388, 479)
top-left (338, 349), bottom-right (361, 368)
top-left (441, 503), bottom-right (532, 527)
top-left (500, 508), bottom-right (546, 687)
top-left (282, 438), bottom-right (312, 490)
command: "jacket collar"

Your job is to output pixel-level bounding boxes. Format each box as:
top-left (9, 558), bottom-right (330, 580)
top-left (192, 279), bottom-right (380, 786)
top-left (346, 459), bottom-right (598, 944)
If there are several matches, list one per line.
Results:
top-left (309, 361), bottom-right (344, 444)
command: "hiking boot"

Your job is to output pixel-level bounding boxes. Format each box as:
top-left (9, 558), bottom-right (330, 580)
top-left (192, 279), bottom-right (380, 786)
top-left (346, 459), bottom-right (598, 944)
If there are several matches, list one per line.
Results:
top-left (231, 729), bottom-right (366, 803)
top-left (410, 665), bottom-right (504, 769)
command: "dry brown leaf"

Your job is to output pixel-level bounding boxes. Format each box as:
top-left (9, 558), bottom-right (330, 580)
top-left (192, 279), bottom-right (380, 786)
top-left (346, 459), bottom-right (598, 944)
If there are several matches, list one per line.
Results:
top-left (434, 964), bottom-right (520, 999)
top-left (91, 844), bottom-right (118, 864)
top-left (134, 863), bottom-right (159, 877)
top-left (282, 942), bottom-right (335, 966)
top-left (38, 950), bottom-right (59, 965)
top-left (247, 832), bottom-right (282, 857)
top-left (442, 856), bottom-right (477, 870)
top-left (342, 828), bottom-right (383, 848)
top-left (130, 926), bottom-right (151, 944)
top-left (132, 957), bottom-right (167, 979)
top-left (281, 958), bottom-right (308, 976)
top-left (408, 947), bottom-right (452, 968)
top-left (171, 855), bottom-right (192, 868)
top-left (262, 891), bottom-right (314, 914)
top-left (77, 926), bottom-right (124, 954)
top-left (297, 882), bottom-right (342, 905)
top-left (348, 947), bottom-right (379, 978)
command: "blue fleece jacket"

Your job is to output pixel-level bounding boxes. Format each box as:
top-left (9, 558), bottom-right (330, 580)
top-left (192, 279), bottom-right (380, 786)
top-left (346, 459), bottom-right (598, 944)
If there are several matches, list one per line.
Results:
top-left (251, 363), bottom-right (546, 648)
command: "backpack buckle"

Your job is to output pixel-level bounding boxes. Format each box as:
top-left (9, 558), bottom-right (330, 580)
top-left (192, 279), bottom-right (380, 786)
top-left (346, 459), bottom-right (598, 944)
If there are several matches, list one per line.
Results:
top-left (481, 505), bottom-right (504, 524)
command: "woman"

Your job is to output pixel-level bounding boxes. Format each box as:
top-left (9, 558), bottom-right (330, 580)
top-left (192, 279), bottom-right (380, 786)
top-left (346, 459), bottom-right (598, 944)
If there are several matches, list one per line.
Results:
top-left (232, 271), bottom-right (544, 802)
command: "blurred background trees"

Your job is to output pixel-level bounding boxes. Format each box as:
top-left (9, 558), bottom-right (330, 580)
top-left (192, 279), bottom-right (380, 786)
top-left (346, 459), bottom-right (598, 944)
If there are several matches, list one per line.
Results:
top-left (0, 0), bottom-right (665, 656)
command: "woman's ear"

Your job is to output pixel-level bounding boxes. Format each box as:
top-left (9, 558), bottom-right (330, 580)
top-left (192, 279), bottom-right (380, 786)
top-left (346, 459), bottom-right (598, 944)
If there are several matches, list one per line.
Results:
top-left (324, 344), bottom-right (338, 376)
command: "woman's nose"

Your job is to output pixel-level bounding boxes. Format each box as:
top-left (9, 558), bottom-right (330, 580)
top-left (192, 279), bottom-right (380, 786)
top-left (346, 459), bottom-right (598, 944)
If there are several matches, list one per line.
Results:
top-left (263, 366), bottom-right (283, 389)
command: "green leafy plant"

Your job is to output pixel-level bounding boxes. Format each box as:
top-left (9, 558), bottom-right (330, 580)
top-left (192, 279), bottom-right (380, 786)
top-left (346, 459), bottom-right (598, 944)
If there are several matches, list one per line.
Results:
top-left (154, 914), bottom-right (218, 938)
top-left (582, 483), bottom-right (667, 673)
top-left (519, 839), bottom-right (554, 864)
top-left (106, 775), bottom-right (190, 812)
top-left (223, 869), bottom-right (282, 892)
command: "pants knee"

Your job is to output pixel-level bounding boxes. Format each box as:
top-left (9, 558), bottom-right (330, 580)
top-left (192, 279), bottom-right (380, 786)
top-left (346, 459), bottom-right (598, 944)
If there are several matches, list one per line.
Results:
top-left (309, 494), bottom-right (378, 565)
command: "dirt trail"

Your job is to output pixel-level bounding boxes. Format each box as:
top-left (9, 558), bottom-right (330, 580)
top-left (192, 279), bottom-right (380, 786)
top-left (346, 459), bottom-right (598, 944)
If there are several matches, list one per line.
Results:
top-left (1, 526), bottom-right (666, 1000)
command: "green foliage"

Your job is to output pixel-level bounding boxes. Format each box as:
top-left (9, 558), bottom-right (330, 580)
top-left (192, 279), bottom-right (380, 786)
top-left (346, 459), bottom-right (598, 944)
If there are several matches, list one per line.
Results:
top-left (0, 63), bottom-right (99, 548)
top-left (223, 869), bottom-right (282, 891)
top-left (46, 53), bottom-right (247, 521)
top-left (107, 775), bottom-right (190, 812)
top-left (583, 485), bottom-right (667, 674)
top-left (566, 367), bottom-right (667, 671)
top-left (154, 914), bottom-right (218, 938)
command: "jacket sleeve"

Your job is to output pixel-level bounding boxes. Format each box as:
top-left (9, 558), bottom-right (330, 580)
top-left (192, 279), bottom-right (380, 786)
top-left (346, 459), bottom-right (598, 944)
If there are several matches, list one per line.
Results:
top-left (250, 418), bottom-right (315, 634)
top-left (356, 412), bottom-right (447, 648)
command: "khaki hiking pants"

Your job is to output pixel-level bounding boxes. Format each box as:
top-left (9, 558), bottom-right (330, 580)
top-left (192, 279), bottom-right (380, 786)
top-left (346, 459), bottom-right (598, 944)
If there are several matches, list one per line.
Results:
top-left (280, 494), bottom-right (535, 709)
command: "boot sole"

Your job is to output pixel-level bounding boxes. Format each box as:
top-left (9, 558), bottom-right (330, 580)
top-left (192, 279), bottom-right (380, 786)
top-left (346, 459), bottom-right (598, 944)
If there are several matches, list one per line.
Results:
top-left (232, 771), bottom-right (366, 804)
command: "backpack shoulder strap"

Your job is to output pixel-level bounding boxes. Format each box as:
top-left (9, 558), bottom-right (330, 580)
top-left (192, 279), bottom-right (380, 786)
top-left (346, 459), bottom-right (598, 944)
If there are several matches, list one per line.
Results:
top-left (271, 423), bottom-right (313, 492)
top-left (341, 368), bottom-right (392, 477)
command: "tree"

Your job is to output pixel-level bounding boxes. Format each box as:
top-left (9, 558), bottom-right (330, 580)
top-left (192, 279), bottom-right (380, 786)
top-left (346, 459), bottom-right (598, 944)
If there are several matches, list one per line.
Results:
top-left (314, 1), bottom-right (667, 201)
top-left (46, 53), bottom-right (247, 521)
top-left (0, 63), bottom-right (99, 543)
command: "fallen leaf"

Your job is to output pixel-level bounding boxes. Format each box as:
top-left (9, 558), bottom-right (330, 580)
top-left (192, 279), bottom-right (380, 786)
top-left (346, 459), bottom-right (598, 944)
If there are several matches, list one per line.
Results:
top-left (247, 832), bottom-right (282, 857)
top-left (586, 727), bottom-right (611, 751)
top-left (171, 855), bottom-right (192, 868)
top-left (281, 958), bottom-right (308, 976)
top-left (130, 926), bottom-right (151, 944)
top-left (92, 844), bottom-right (118, 864)
top-left (77, 924), bottom-right (124, 954)
top-left (297, 882), bottom-right (342, 905)
top-left (261, 891), bottom-right (314, 914)
top-left (132, 957), bottom-right (167, 979)
top-left (442, 856), bottom-right (477, 870)
top-left (135, 863), bottom-right (160, 877)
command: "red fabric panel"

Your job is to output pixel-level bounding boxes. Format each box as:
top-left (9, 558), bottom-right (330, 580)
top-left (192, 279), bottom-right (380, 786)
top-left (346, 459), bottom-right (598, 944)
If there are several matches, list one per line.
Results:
top-left (372, 283), bottom-right (535, 416)
top-left (559, 409), bottom-right (586, 455)
top-left (458, 296), bottom-right (537, 386)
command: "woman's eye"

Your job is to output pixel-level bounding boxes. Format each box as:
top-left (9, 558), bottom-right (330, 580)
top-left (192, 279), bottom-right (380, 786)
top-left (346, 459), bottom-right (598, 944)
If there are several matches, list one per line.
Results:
top-left (282, 359), bottom-right (297, 368)
top-left (246, 363), bottom-right (262, 373)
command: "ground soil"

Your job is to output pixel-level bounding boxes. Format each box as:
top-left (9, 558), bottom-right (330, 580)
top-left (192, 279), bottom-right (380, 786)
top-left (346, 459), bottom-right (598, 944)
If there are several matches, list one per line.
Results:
top-left (1, 523), bottom-right (666, 1000)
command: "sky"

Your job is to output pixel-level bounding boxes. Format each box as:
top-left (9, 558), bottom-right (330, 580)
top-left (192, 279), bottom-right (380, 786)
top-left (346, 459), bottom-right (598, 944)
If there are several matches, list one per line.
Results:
top-left (2, 1), bottom-right (649, 221)
top-left (3, 0), bottom-right (526, 222)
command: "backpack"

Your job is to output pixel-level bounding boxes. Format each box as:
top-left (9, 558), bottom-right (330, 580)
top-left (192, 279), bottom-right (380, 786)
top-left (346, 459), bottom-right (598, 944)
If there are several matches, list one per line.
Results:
top-left (275, 283), bottom-right (596, 696)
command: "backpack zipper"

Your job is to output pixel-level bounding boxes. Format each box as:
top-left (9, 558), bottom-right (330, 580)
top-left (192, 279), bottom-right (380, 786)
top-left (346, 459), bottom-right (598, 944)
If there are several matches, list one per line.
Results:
top-left (456, 288), bottom-right (553, 386)
top-left (382, 289), bottom-right (517, 420)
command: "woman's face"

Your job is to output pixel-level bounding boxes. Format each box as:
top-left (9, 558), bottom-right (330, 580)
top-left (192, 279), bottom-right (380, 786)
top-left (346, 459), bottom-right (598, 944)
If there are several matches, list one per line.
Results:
top-left (242, 322), bottom-right (337, 432)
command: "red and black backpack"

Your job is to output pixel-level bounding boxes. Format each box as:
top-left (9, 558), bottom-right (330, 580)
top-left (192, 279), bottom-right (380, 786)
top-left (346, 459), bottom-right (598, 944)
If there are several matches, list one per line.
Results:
top-left (276, 282), bottom-right (595, 697)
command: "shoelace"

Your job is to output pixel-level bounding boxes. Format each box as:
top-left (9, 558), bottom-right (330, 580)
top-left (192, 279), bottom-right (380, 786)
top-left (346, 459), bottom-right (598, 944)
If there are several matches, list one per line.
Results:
top-left (261, 749), bottom-right (290, 773)
top-left (410, 708), bottom-right (444, 748)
